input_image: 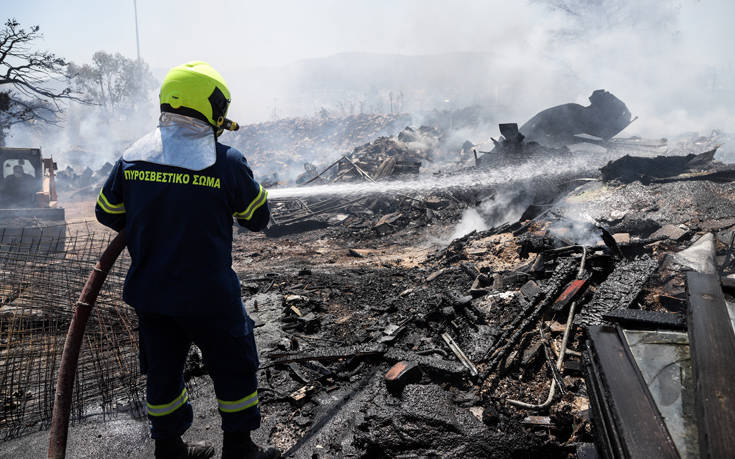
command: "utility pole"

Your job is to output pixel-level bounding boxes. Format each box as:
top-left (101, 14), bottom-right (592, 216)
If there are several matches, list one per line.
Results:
top-left (133, 0), bottom-right (141, 61)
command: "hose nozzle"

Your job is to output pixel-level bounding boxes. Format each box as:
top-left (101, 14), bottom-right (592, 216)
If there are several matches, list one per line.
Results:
top-left (222, 118), bottom-right (239, 131)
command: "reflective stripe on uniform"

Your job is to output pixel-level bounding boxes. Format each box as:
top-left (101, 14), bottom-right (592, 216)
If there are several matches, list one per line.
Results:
top-left (233, 185), bottom-right (267, 221)
top-left (96, 190), bottom-right (126, 214)
top-left (147, 388), bottom-right (188, 417)
top-left (217, 390), bottom-right (258, 413)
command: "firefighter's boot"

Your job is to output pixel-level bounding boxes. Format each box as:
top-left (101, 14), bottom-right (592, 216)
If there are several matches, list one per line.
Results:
top-left (154, 436), bottom-right (215, 458)
top-left (221, 432), bottom-right (280, 459)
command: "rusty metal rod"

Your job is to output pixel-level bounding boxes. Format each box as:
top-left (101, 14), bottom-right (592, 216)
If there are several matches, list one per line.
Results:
top-left (48, 230), bottom-right (126, 459)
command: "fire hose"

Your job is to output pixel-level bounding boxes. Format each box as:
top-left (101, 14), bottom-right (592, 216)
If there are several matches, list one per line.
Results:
top-left (47, 230), bottom-right (127, 459)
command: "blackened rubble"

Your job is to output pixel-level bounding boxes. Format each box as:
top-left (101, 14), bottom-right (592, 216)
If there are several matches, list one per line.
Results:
top-left (520, 89), bottom-right (633, 147)
top-left (475, 90), bottom-right (633, 168)
top-left (600, 148), bottom-right (718, 183)
top-left (221, 148), bottom-right (735, 458)
top-left (268, 147), bottom-right (595, 239)
top-left (54, 161), bottom-right (114, 199)
top-left (4, 109), bottom-right (735, 458)
top-left (476, 122), bottom-right (572, 168)
top-left (294, 125), bottom-right (440, 185)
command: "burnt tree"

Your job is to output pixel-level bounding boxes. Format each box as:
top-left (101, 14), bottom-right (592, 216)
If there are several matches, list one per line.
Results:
top-left (0, 18), bottom-right (82, 144)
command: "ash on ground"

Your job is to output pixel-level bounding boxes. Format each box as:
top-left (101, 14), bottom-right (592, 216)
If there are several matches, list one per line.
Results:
top-left (3, 102), bottom-right (735, 458)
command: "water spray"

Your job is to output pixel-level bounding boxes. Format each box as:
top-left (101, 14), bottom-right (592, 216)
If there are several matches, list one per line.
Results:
top-left (268, 154), bottom-right (611, 201)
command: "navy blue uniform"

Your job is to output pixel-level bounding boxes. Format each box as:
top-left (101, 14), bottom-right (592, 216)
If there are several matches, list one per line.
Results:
top-left (96, 141), bottom-right (269, 438)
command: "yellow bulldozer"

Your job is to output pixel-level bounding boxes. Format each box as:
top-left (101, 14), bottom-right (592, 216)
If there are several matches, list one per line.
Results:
top-left (0, 147), bottom-right (66, 250)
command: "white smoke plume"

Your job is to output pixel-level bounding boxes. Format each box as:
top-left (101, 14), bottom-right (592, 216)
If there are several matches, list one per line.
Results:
top-left (5, 97), bottom-right (157, 170)
top-left (3, 0), bottom-right (733, 169)
top-left (449, 208), bottom-right (489, 241)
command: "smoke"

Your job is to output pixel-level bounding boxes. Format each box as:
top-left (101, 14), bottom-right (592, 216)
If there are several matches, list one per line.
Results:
top-left (5, 99), bottom-right (157, 170)
top-left (4, 0), bottom-right (733, 169)
top-left (449, 208), bottom-right (489, 240)
top-left (444, 177), bottom-right (605, 247)
top-left (235, 1), bottom-right (732, 144)
top-left (548, 214), bottom-right (601, 247)
top-left (445, 185), bottom-right (535, 242)
top-left (714, 132), bottom-right (735, 164)
top-left (221, 0), bottom-right (733, 168)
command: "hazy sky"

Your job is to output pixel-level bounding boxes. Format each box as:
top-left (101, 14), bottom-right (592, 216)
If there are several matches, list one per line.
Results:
top-left (4, 0), bottom-right (735, 143)
top-left (6, 1), bottom-right (730, 71)
top-left (5, 1), bottom-right (551, 68)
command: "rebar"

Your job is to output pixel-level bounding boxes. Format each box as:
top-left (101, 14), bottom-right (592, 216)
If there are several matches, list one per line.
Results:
top-left (0, 222), bottom-right (142, 441)
top-left (506, 300), bottom-right (578, 409)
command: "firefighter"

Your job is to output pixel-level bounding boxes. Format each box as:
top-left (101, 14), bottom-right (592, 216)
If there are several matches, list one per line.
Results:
top-left (96, 62), bottom-right (279, 459)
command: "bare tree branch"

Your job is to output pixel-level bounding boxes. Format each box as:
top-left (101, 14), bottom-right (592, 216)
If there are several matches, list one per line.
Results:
top-left (0, 18), bottom-right (87, 143)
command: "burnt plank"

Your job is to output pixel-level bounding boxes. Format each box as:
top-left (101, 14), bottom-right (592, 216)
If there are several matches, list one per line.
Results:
top-left (586, 326), bottom-right (679, 459)
top-left (602, 308), bottom-right (686, 331)
top-left (576, 256), bottom-right (659, 326)
top-left (552, 279), bottom-right (587, 312)
top-left (267, 344), bottom-right (386, 365)
top-left (686, 271), bottom-right (735, 459)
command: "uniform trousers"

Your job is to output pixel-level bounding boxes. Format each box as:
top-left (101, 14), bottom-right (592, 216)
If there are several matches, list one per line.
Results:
top-left (137, 311), bottom-right (260, 439)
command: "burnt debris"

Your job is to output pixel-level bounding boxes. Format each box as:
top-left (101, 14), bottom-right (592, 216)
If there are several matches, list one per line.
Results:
top-left (244, 139), bottom-right (735, 457)
top-left (2, 105), bottom-right (735, 458)
top-left (600, 148), bottom-right (718, 183)
top-left (520, 89), bottom-right (634, 146)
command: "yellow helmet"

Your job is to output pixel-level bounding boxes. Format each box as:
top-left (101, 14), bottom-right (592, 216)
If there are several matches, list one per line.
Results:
top-left (159, 61), bottom-right (238, 131)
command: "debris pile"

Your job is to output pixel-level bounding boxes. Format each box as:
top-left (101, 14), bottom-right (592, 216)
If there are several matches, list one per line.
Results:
top-left (332, 125), bottom-right (440, 182)
top-left (476, 122), bottom-right (571, 167)
top-left (268, 125), bottom-right (472, 236)
top-left (55, 162), bottom-right (114, 200)
top-left (229, 147), bottom-right (735, 457)
top-left (2, 97), bottom-right (735, 457)
top-left (269, 145), bottom-right (592, 239)
top-left (294, 125), bottom-right (448, 185)
top-left (228, 113), bottom-right (412, 180)
top-left (266, 187), bottom-right (472, 239)
top-left (475, 90), bottom-right (634, 167)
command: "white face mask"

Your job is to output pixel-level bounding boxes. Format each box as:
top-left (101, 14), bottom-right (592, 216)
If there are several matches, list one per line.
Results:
top-left (122, 113), bottom-right (216, 171)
